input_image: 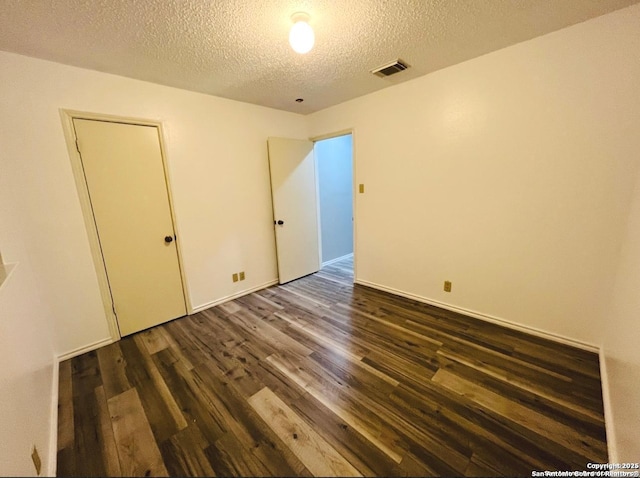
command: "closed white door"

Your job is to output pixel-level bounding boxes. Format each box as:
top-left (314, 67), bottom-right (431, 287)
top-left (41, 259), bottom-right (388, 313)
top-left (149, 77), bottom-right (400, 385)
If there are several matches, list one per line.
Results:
top-left (73, 119), bottom-right (186, 336)
top-left (268, 137), bottom-right (320, 284)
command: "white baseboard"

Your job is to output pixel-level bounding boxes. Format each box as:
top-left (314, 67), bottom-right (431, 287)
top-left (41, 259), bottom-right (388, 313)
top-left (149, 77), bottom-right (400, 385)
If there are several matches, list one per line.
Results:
top-left (48, 355), bottom-right (59, 477)
top-left (47, 279), bottom-right (275, 475)
top-left (49, 338), bottom-right (115, 475)
top-left (355, 279), bottom-right (599, 353)
top-left (57, 337), bottom-right (113, 363)
top-left (599, 349), bottom-right (617, 463)
top-left (322, 253), bottom-right (353, 267)
top-left (191, 279), bottom-right (279, 314)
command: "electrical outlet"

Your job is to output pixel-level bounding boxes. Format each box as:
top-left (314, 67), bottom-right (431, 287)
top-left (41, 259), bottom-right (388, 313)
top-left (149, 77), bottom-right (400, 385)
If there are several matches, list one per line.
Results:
top-left (239, 271), bottom-right (245, 281)
top-left (232, 273), bottom-right (239, 283)
top-left (359, 184), bottom-right (365, 194)
top-left (31, 446), bottom-right (41, 476)
top-left (444, 280), bottom-right (452, 292)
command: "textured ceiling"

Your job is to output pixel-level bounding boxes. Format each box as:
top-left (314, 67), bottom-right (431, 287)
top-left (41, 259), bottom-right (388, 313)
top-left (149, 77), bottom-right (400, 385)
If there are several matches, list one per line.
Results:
top-left (0, 0), bottom-right (638, 114)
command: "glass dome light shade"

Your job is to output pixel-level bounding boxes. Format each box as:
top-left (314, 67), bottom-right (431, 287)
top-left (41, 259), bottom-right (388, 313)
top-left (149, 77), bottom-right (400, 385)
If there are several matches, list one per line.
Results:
top-left (289, 20), bottom-right (314, 54)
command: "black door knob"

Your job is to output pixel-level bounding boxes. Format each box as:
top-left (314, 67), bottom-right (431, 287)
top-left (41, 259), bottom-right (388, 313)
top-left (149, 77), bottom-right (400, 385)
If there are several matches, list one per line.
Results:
top-left (164, 236), bottom-right (173, 243)
top-left (277, 220), bottom-right (284, 225)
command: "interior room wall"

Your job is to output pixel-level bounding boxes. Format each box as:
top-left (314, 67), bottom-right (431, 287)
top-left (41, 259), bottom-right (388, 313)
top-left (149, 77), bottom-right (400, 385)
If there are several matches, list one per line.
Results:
top-left (0, 50), bottom-right (308, 358)
top-left (603, 165), bottom-right (640, 461)
top-left (309, 4), bottom-right (640, 347)
top-left (309, 4), bottom-right (640, 458)
top-left (0, 262), bottom-right (56, 477)
top-left (0, 158), bottom-right (57, 473)
top-left (316, 135), bottom-right (354, 263)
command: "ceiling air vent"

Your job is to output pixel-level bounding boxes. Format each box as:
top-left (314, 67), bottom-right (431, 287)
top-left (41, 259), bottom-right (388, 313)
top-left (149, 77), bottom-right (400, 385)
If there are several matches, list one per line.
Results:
top-left (371, 59), bottom-right (409, 78)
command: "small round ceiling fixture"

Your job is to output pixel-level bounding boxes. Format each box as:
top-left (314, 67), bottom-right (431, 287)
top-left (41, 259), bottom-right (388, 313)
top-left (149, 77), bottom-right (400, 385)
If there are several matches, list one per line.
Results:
top-left (289, 12), bottom-right (314, 54)
top-left (295, 98), bottom-right (304, 103)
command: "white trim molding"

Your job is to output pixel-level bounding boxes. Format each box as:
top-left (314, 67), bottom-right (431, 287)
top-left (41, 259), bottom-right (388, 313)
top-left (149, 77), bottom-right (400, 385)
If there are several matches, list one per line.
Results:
top-left (599, 349), bottom-right (617, 463)
top-left (57, 337), bottom-right (114, 363)
top-left (191, 279), bottom-right (279, 314)
top-left (322, 253), bottom-right (354, 268)
top-left (48, 356), bottom-right (60, 477)
top-left (311, 128), bottom-right (357, 281)
top-left (59, 109), bottom-right (193, 341)
top-left (48, 278), bottom-right (276, 473)
top-left (355, 279), bottom-right (600, 353)
top-left (52, 335), bottom-right (115, 476)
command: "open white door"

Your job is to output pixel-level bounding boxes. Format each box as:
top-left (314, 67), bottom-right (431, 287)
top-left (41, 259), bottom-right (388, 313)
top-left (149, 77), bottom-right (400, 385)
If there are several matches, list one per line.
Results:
top-left (73, 119), bottom-right (187, 336)
top-left (268, 137), bottom-right (321, 284)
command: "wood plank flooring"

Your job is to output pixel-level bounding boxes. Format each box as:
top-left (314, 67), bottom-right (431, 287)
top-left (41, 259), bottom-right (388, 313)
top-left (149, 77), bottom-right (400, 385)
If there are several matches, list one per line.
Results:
top-left (57, 256), bottom-right (608, 476)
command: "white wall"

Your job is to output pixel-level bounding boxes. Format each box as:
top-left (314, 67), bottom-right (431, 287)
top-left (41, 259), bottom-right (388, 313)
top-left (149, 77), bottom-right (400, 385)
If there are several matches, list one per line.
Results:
top-left (0, 269), bottom-right (55, 477)
top-left (316, 134), bottom-right (354, 263)
top-left (309, 4), bottom-right (640, 346)
top-left (0, 147), bottom-right (57, 473)
top-left (603, 163), bottom-right (640, 461)
top-left (0, 51), bottom-right (308, 357)
top-left (309, 3), bottom-right (640, 459)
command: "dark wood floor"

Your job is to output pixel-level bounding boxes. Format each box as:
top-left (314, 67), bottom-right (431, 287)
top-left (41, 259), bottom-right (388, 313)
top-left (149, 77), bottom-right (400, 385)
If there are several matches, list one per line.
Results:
top-left (57, 256), bottom-right (607, 476)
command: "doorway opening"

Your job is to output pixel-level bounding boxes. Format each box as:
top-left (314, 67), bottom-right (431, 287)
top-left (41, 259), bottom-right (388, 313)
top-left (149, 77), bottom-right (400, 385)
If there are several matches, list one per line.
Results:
top-left (314, 133), bottom-right (354, 279)
top-left (266, 132), bottom-right (355, 286)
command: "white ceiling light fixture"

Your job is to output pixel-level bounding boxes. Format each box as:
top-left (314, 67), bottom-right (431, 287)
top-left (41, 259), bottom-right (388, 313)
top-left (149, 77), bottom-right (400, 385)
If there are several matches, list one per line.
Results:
top-left (289, 12), bottom-right (314, 54)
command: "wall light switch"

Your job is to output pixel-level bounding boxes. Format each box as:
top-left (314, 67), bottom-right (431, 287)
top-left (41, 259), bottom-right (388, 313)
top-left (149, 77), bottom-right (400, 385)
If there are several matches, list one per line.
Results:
top-left (239, 271), bottom-right (245, 281)
top-left (444, 281), bottom-right (452, 292)
top-left (359, 184), bottom-right (365, 194)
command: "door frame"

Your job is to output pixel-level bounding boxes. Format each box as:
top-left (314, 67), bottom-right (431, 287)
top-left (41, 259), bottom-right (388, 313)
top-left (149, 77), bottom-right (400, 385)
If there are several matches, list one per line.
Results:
top-left (310, 128), bottom-right (357, 282)
top-left (60, 109), bottom-right (191, 341)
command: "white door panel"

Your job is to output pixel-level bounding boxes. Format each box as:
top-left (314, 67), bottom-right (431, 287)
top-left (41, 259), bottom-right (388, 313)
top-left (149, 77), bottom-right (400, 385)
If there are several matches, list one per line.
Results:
top-left (268, 137), bottom-right (320, 284)
top-left (74, 119), bottom-right (186, 336)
